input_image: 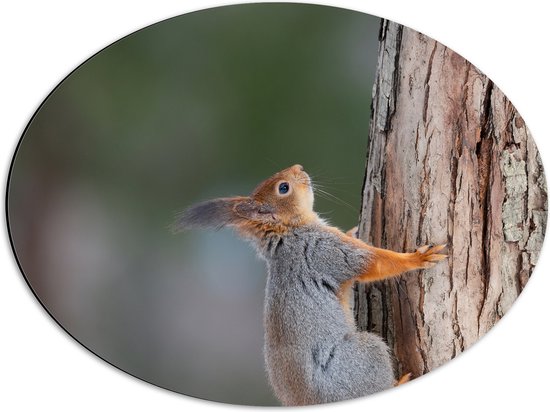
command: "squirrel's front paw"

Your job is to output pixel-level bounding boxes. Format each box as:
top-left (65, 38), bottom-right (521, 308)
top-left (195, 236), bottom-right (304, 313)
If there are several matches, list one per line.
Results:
top-left (415, 244), bottom-right (448, 269)
top-left (345, 226), bottom-right (359, 238)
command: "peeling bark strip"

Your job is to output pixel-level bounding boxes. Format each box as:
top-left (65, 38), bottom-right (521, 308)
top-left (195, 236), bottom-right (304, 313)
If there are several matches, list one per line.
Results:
top-left (357, 20), bottom-right (547, 378)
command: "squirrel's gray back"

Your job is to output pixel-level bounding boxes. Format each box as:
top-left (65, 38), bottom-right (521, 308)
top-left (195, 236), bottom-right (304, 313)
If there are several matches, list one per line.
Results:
top-left (259, 225), bottom-right (394, 405)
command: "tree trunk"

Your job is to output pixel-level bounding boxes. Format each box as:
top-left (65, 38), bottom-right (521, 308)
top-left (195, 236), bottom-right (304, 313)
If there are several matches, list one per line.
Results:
top-left (356, 20), bottom-right (547, 379)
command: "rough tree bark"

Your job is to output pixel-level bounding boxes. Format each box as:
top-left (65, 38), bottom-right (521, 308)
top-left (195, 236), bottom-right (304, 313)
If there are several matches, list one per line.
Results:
top-left (355, 20), bottom-right (547, 378)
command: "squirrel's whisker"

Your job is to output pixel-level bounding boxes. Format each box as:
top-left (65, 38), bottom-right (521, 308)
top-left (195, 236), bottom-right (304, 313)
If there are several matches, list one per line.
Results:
top-left (313, 187), bottom-right (358, 212)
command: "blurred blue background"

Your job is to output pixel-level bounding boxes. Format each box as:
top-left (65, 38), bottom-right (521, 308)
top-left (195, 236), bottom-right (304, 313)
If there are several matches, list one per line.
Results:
top-left (8, 3), bottom-right (380, 406)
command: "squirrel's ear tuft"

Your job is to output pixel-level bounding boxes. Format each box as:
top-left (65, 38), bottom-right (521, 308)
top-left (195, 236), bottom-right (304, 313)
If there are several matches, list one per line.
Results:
top-left (171, 197), bottom-right (249, 233)
top-left (234, 200), bottom-right (276, 221)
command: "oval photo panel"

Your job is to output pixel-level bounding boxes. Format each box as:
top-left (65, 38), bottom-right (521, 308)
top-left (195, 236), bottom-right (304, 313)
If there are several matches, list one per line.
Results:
top-left (7, 3), bottom-right (547, 407)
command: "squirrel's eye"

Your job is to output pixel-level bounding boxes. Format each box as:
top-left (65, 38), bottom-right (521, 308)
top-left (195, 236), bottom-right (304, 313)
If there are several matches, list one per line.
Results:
top-left (278, 182), bottom-right (290, 195)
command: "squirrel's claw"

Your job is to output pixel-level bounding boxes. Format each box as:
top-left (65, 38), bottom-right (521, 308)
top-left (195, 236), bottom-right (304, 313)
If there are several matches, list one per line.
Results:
top-left (415, 243), bottom-right (448, 269)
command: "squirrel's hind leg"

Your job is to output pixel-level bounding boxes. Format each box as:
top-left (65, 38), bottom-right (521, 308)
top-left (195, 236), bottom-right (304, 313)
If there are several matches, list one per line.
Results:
top-left (395, 372), bottom-right (412, 386)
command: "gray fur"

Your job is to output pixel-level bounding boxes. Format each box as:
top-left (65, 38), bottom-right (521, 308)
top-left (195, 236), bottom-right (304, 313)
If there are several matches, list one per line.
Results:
top-left (258, 225), bottom-right (394, 405)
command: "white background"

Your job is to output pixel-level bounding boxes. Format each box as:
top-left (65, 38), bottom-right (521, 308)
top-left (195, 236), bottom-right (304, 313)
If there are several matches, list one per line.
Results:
top-left (1, 1), bottom-right (549, 410)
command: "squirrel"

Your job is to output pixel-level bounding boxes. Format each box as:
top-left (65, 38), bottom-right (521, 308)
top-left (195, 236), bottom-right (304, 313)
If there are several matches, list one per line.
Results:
top-left (174, 164), bottom-right (447, 406)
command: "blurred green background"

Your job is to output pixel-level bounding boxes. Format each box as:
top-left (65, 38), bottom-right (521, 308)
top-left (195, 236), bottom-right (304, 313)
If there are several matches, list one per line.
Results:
top-left (7, 3), bottom-right (380, 406)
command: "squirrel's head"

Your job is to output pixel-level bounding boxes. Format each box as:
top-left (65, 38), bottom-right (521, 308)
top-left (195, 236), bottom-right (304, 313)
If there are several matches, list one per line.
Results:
top-left (249, 164), bottom-right (316, 226)
top-left (174, 164), bottom-right (319, 235)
